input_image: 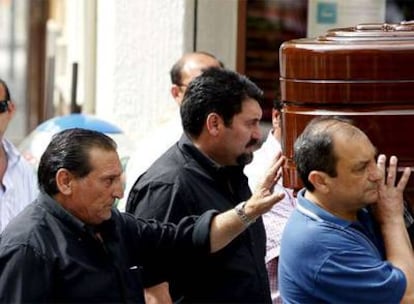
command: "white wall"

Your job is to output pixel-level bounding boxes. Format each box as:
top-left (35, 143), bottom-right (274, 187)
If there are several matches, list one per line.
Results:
top-left (196, 0), bottom-right (238, 69)
top-left (95, 0), bottom-right (238, 144)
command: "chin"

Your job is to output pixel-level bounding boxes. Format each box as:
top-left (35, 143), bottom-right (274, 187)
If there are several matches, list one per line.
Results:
top-left (237, 153), bottom-right (254, 166)
top-left (365, 193), bottom-right (379, 204)
top-left (99, 211), bottom-right (112, 222)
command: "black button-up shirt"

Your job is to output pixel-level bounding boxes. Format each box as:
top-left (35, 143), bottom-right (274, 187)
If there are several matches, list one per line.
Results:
top-left (127, 133), bottom-right (271, 303)
top-left (0, 191), bottom-right (215, 303)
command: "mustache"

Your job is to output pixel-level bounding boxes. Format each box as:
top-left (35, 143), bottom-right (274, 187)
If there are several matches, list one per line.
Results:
top-left (246, 138), bottom-right (259, 148)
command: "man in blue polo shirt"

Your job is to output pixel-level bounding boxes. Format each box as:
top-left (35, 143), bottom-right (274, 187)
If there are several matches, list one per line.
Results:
top-left (279, 116), bottom-right (414, 303)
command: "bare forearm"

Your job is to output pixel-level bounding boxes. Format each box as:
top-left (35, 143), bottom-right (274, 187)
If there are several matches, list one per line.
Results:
top-left (381, 219), bottom-right (414, 303)
top-left (209, 207), bottom-right (248, 253)
top-left (144, 282), bottom-right (173, 304)
top-left (210, 192), bottom-right (285, 252)
top-left (210, 154), bottom-right (286, 252)
top-left (375, 156), bottom-right (414, 302)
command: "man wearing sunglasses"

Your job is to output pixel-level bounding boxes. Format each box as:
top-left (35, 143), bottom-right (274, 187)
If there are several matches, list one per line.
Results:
top-left (0, 79), bottom-right (38, 232)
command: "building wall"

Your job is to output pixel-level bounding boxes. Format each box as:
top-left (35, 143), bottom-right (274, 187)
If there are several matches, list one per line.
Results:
top-left (95, 0), bottom-right (238, 144)
top-left (196, 0), bottom-right (238, 70)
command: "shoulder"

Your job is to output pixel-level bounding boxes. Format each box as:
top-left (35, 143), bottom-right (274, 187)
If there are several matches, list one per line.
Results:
top-left (0, 202), bottom-right (50, 257)
top-left (3, 140), bottom-right (37, 182)
top-left (134, 146), bottom-right (202, 189)
top-left (4, 139), bottom-right (35, 171)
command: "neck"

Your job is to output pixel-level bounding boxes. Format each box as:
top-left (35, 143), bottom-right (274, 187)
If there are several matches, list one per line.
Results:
top-left (192, 137), bottom-right (227, 166)
top-left (304, 190), bottom-right (358, 221)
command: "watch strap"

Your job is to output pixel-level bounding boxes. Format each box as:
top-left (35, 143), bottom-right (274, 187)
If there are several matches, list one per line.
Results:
top-left (234, 201), bottom-right (255, 227)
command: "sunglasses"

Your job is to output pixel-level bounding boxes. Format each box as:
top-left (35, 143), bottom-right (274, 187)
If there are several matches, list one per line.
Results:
top-left (0, 100), bottom-right (9, 113)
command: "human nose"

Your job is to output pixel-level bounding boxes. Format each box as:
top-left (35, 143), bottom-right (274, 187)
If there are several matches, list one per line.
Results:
top-left (368, 161), bottom-right (382, 182)
top-left (253, 124), bottom-right (262, 141)
top-left (113, 179), bottom-right (124, 199)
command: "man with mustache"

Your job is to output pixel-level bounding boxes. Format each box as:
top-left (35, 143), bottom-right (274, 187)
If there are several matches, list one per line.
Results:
top-left (279, 116), bottom-right (414, 303)
top-left (126, 67), bottom-right (271, 303)
top-left (122, 52), bottom-right (223, 211)
top-left (244, 99), bottom-right (296, 304)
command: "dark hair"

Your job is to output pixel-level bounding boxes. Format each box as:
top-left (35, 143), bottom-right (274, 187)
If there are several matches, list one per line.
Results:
top-left (273, 99), bottom-right (283, 111)
top-left (38, 128), bottom-right (117, 195)
top-left (180, 67), bottom-right (264, 138)
top-left (294, 116), bottom-right (355, 191)
top-left (0, 79), bottom-right (11, 100)
top-left (170, 51), bottom-right (224, 85)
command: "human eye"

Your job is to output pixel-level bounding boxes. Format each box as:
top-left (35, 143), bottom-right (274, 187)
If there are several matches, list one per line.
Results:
top-left (353, 162), bottom-right (368, 173)
top-left (103, 176), bottom-right (116, 187)
top-left (247, 118), bottom-right (260, 128)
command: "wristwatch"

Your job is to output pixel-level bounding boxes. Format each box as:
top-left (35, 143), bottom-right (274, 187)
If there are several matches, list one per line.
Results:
top-left (234, 202), bottom-right (255, 227)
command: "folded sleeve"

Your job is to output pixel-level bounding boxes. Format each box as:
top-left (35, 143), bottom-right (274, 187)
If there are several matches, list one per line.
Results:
top-left (125, 210), bottom-right (218, 287)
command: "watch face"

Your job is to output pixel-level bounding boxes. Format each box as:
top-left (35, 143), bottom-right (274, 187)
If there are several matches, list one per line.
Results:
top-left (235, 202), bottom-right (254, 226)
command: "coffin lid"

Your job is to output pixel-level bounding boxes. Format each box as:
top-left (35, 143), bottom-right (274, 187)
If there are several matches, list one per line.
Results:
top-left (280, 21), bottom-right (414, 81)
top-left (324, 20), bottom-right (414, 41)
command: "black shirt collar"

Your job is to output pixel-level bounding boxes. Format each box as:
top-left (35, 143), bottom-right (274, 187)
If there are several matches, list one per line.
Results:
top-left (178, 133), bottom-right (245, 178)
top-left (38, 191), bottom-right (118, 240)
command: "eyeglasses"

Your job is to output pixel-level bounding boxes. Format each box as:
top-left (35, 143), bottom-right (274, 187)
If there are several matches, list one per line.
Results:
top-left (0, 100), bottom-right (9, 113)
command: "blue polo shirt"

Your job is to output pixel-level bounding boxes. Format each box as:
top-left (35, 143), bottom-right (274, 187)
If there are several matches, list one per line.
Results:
top-left (279, 189), bottom-right (406, 304)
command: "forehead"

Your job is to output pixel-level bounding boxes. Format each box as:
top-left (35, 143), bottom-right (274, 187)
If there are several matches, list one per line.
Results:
top-left (88, 148), bottom-right (122, 173)
top-left (236, 98), bottom-right (262, 118)
top-left (333, 128), bottom-right (376, 165)
top-left (182, 56), bottom-right (220, 81)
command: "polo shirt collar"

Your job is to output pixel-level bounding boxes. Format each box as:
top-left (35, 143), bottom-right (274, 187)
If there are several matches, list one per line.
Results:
top-left (296, 188), bottom-right (367, 228)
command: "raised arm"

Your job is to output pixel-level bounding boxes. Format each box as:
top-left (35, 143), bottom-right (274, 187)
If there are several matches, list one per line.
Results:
top-left (209, 153), bottom-right (286, 252)
top-left (374, 154), bottom-right (414, 304)
top-left (141, 153), bottom-right (286, 303)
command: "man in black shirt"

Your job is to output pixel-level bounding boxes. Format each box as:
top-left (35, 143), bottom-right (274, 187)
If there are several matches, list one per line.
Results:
top-left (0, 128), bottom-right (285, 303)
top-left (127, 67), bottom-right (274, 303)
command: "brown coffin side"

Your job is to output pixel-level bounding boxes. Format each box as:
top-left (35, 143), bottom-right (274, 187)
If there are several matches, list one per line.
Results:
top-left (282, 105), bottom-right (414, 204)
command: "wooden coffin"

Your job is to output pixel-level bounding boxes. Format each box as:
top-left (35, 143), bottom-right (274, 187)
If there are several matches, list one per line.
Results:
top-left (280, 21), bottom-right (414, 204)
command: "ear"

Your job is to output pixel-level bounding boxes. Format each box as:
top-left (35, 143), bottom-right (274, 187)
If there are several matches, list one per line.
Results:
top-left (56, 168), bottom-right (75, 195)
top-left (206, 113), bottom-right (222, 136)
top-left (271, 108), bottom-right (280, 129)
top-left (308, 170), bottom-right (331, 194)
top-left (170, 85), bottom-right (183, 105)
top-left (7, 100), bottom-right (16, 118)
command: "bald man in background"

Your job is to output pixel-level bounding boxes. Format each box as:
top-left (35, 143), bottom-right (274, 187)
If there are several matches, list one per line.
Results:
top-left (169, 51), bottom-right (224, 106)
